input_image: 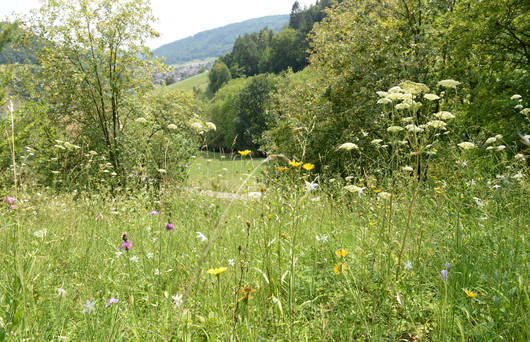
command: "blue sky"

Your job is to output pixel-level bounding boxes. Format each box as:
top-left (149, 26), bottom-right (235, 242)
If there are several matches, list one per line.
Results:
top-left (1, 0), bottom-right (316, 48)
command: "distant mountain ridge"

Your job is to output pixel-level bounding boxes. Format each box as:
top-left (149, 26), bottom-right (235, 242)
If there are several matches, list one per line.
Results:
top-left (153, 14), bottom-right (289, 65)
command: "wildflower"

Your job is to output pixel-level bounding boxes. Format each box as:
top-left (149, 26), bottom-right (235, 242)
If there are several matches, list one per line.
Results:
top-left (458, 142), bottom-right (476, 150)
top-left (277, 166), bottom-right (289, 172)
top-left (377, 98), bottom-right (392, 105)
top-left (371, 139), bottom-right (383, 145)
top-left (402, 166), bottom-right (414, 172)
top-left (105, 298), bottom-right (118, 308)
top-left (149, 210), bottom-right (159, 216)
top-left (316, 234), bottom-right (328, 243)
top-left (388, 86), bottom-right (404, 93)
top-left (288, 160), bottom-right (302, 167)
top-left (403, 261), bottom-right (412, 270)
top-left (437, 79), bottom-right (461, 89)
top-left (57, 286), bottom-right (67, 297)
top-left (228, 259), bottom-right (235, 266)
top-left (405, 124), bottom-right (423, 132)
top-left (167, 124), bottom-right (178, 130)
top-left (147, 252), bottom-right (153, 259)
top-left (248, 192), bottom-right (262, 200)
top-left (378, 192), bottom-right (391, 200)
top-left (302, 163), bottom-right (315, 171)
top-left (376, 91), bottom-right (389, 97)
top-left (154, 268), bottom-right (160, 275)
top-left (387, 126), bottom-right (404, 133)
top-left (510, 94), bottom-right (522, 101)
top-left (424, 93), bottom-right (440, 101)
top-left (338, 142), bottom-right (359, 151)
top-left (205, 122), bottom-right (217, 131)
top-left (115, 251), bottom-right (122, 257)
top-left (473, 197), bottom-right (484, 208)
top-left (130, 256), bottom-right (138, 262)
top-left (172, 294), bottom-right (183, 308)
top-left (344, 185), bottom-right (366, 197)
top-left (207, 267), bottom-right (228, 276)
top-left (135, 117), bottom-right (148, 123)
top-left (333, 262), bottom-right (347, 274)
top-left (238, 286), bottom-right (257, 302)
top-left (305, 181), bottom-right (318, 192)
top-left (191, 122), bottom-right (203, 130)
top-left (119, 232), bottom-right (132, 251)
top-left (464, 289), bottom-right (477, 298)
top-left (514, 153), bottom-right (525, 161)
top-left (434, 111), bottom-right (455, 120)
top-left (441, 269), bottom-right (448, 281)
top-left (496, 145), bottom-right (506, 151)
top-left (395, 102), bottom-right (410, 110)
top-left (196, 231), bottom-right (208, 242)
top-left (427, 120), bottom-right (447, 129)
top-left (238, 150), bottom-right (251, 157)
top-left (165, 222), bottom-right (175, 231)
top-left (34, 229), bottom-right (47, 239)
top-left (3, 196), bottom-right (16, 204)
top-left (445, 263), bottom-right (452, 270)
top-left (485, 137), bottom-right (497, 145)
top-left (82, 300), bottom-right (96, 313)
top-left (399, 80), bottom-right (429, 94)
top-left (336, 248), bottom-right (348, 258)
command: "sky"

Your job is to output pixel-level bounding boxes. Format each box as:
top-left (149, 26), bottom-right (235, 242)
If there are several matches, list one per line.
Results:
top-left (1, 0), bottom-right (316, 49)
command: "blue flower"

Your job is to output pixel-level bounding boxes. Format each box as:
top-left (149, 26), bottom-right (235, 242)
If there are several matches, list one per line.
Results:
top-left (441, 269), bottom-right (448, 281)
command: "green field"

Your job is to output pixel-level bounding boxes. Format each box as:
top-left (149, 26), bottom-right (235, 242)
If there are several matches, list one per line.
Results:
top-left (185, 152), bottom-right (266, 193)
top-left (167, 72), bottom-right (209, 93)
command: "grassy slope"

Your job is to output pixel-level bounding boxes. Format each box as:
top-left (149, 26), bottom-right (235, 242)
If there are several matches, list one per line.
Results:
top-left (166, 72), bottom-right (209, 93)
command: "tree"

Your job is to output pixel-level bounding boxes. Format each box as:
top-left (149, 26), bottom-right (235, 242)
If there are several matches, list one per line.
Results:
top-left (26, 0), bottom-right (166, 183)
top-left (208, 61), bottom-right (232, 94)
top-left (235, 74), bottom-right (277, 151)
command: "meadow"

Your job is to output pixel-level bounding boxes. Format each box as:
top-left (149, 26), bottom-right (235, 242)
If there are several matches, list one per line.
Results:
top-left (0, 154), bottom-right (527, 341)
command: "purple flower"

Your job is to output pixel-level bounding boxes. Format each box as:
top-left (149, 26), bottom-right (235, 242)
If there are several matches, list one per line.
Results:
top-left (165, 222), bottom-right (175, 231)
top-left (441, 269), bottom-right (448, 281)
top-left (3, 196), bottom-right (16, 204)
top-left (149, 210), bottom-right (159, 216)
top-left (181, 164), bottom-right (189, 168)
top-left (119, 241), bottom-right (133, 250)
top-left (105, 297), bottom-right (118, 308)
top-left (445, 263), bottom-right (452, 270)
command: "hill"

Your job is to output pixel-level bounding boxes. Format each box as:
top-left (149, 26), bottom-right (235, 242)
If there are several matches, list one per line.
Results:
top-left (153, 15), bottom-right (289, 65)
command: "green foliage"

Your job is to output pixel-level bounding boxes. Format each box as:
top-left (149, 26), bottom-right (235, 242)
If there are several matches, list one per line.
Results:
top-left (234, 74), bottom-right (278, 151)
top-left (207, 61), bottom-right (232, 94)
top-left (206, 78), bottom-right (248, 151)
top-left (153, 15), bottom-right (289, 65)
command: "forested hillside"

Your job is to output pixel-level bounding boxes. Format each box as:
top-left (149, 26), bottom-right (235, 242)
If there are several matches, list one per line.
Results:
top-left (153, 15), bottom-right (289, 64)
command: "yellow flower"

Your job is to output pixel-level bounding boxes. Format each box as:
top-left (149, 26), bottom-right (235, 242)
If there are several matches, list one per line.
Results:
top-left (302, 163), bottom-right (315, 171)
top-left (464, 289), bottom-right (477, 298)
top-left (277, 167), bottom-right (289, 172)
top-left (336, 248), bottom-right (348, 258)
top-left (238, 150), bottom-right (251, 157)
top-left (333, 262), bottom-right (347, 274)
top-left (238, 286), bottom-right (257, 302)
top-left (207, 267), bottom-right (228, 276)
top-left (289, 160), bottom-right (302, 167)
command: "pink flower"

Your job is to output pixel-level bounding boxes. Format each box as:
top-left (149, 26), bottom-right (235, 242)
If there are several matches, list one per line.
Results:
top-left (119, 241), bottom-right (133, 250)
top-left (3, 197), bottom-right (16, 204)
top-left (9, 205), bottom-right (17, 210)
top-left (165, 222), bottom-right (175, 231)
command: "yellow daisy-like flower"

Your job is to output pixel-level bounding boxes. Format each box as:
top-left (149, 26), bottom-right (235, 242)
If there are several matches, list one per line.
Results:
top-left (336, 248), bottom-right (348, 258)
top-left (333, 262), bottom-right (347, 274)
top-left (464, 289), bottom-right (477, 298)
top-left (207, 267), bottom-right (228, 276)
top-left (277, 166), bottom-right (289, 172)
top-left (302, 163), bottom-right (315, 171)
top-left (238, 286), bottom-right (257, 302)
top-left (238, 150), bottom-right (251, 157)
top-left (289, 160), bottom-right (302, 167)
